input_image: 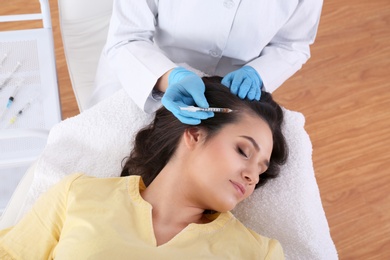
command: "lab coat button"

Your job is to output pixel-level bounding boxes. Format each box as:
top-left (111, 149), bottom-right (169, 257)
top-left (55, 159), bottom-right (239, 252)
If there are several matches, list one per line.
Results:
top-left (209, 50), bottom-right (221, 57)
top-left (223, 0), bottom-right (235, 9)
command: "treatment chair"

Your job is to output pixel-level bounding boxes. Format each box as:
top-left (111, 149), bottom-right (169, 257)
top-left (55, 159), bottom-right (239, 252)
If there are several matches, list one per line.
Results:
top-left (0, 0), bottom-right (338, 259)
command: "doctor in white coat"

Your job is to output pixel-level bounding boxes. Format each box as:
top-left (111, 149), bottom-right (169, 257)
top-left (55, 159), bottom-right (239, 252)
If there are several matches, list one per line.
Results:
top-left (90, 0), bottom-right (323, 124)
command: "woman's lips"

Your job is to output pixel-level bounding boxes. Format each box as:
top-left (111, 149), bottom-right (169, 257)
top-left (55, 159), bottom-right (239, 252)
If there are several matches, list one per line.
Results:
top-left (230, 180), bottom-right (246, 195)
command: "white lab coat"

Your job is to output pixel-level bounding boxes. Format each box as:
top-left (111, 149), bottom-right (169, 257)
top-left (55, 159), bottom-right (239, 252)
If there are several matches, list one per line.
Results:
top-left (90, 0), bottom-right (323, 112)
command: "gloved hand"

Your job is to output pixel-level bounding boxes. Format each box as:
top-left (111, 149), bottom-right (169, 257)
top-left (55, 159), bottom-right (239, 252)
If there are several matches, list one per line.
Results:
top-left (162, 67), bottom-right (214, 125)
top-left (221, 66), bottom-right (262, 101)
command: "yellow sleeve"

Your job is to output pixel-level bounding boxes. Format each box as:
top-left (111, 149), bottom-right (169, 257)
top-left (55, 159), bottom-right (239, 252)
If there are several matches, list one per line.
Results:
top-left (265, 239), bottom-right (285, 260)
top-left (0, 173), bottom-right (84, 260)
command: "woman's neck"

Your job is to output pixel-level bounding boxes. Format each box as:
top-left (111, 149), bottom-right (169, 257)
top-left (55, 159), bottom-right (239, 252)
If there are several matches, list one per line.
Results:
top-left (140, 164), bottom-right (211, 245)
top-left (141, 165), bottom-right (206, 225)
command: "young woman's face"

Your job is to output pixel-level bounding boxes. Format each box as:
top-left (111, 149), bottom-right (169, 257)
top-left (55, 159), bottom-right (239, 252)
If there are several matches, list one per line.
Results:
top-left (188, 113), bottom-right (273, 213)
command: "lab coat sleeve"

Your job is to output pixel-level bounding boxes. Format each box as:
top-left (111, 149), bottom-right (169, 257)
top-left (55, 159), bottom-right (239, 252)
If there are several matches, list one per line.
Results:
top-left (0, 173), bottom-right (84, 259)
top-left (104, 0), bottom-right (177, 113)
top-left (247, 0), bottom-right (323, 93)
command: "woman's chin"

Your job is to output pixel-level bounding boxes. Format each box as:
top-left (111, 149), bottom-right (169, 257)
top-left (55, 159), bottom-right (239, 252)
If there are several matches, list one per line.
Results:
top-left (213, 200), bottom-right (238, 213)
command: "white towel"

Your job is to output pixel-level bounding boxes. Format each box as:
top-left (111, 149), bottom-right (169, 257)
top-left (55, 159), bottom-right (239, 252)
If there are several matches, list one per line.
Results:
top-left (21, 89), bottom-right (337, 260)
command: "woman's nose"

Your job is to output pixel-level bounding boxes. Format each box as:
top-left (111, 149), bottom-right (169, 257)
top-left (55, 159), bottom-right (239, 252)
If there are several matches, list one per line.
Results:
top-left (242, 168), bottom-right (259, 185)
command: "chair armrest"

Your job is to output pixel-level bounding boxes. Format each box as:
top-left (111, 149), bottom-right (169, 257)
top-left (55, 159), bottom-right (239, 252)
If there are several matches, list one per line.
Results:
top-left (0, 161), bottom-right (36, 229)
top-left (0, 129), bottom-right (48, 229)
top-left (0, 129), bottom-right (49, 169)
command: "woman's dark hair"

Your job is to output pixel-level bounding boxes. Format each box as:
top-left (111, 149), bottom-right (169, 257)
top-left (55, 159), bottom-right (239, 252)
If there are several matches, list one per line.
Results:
top-left (121, 76), bottom-right (288, 189)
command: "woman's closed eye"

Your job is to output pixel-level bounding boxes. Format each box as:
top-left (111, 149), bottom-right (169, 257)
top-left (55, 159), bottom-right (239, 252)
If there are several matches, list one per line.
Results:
top-left (237, 147), bottom-right (248, 158)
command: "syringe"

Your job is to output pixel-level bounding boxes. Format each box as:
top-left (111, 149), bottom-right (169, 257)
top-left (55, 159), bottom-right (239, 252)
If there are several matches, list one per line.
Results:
top-left (8, 98), bottom-right (36, 125)
top-left (0, 62), bottom-right (21, 90)
top-left (0, 79), bottom-right (25, 120)
top-left (180, 106), bottom-right (233, 113)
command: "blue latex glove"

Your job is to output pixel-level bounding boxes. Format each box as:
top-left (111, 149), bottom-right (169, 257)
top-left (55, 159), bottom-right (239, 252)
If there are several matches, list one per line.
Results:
top-left (221, 66), bottom-right (262, 101)
top-left (162, 67), bottom-right (214, 125)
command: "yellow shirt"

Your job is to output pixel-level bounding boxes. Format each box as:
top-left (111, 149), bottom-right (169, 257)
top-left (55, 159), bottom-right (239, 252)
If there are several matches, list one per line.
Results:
top-left (0, 173), bottom-right (284, 259)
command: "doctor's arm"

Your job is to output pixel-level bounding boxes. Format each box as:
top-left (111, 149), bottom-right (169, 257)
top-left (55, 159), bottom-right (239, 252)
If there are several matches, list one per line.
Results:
top-left (244, 0), bottom-right (323, 93)
top-left (104, 0), bottom-right (212, 123)
top-left (104, 0), bottom-right (177, 113)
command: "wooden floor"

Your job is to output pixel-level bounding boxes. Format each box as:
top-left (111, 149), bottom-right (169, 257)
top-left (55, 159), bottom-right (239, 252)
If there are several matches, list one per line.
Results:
top-left (2, 0), bottom-right (390, 259)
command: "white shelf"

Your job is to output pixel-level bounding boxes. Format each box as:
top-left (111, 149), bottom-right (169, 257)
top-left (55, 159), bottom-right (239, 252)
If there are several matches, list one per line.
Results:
top-left (0, 0), bottom-right (61, 214)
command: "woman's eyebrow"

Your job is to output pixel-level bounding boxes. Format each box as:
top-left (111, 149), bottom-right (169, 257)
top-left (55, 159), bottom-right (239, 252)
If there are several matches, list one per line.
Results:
top-left (239, 135), bottom-right (260, 152)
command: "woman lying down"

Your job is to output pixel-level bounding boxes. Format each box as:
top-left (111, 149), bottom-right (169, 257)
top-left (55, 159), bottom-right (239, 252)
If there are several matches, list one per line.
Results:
top-left (0, 76), bottom-right (288, 259)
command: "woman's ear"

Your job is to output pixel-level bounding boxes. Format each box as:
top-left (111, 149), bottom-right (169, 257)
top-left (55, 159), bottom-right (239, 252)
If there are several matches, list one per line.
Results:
top-left (183, 127), bottom-right (205, 149)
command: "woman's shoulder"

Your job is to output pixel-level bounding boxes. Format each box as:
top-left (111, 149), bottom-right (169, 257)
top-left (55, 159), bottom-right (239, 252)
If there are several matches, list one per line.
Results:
top-left (63, 173), bottom-right (141, 193)
top-left (65, 173), bottom-right (139, 183)
top-left (59, 174), bottom-right (143, 206)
